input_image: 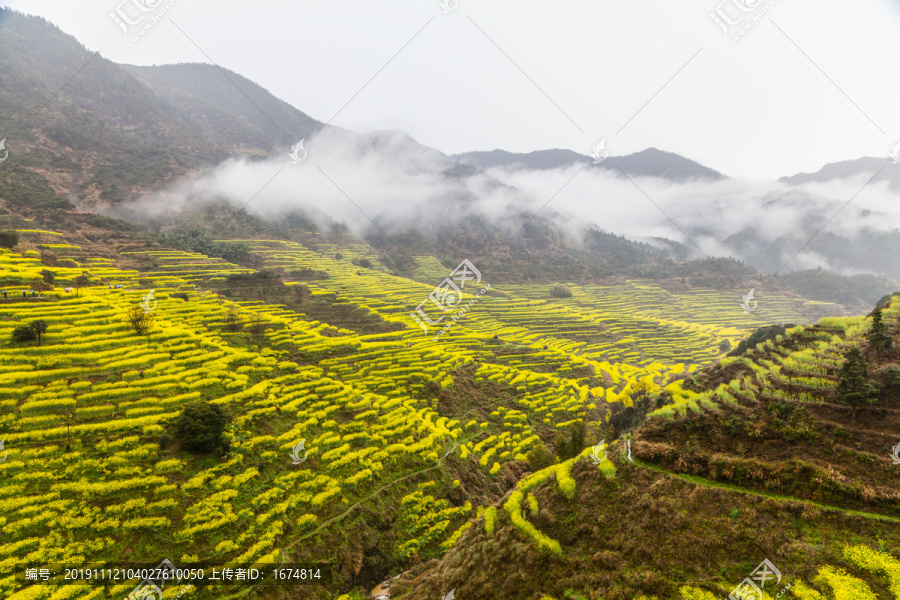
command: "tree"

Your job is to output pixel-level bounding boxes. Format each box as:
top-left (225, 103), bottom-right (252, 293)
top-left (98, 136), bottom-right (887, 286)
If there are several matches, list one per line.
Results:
top-left (629, 380), bottom-right (654, 411)
top-left (556, 420), bottom-right (586, 460)
top-left (30, 320), bottom-right (48, 346)
top-left (527, 443), bottom-right (556, 471)
top-left (0, 230), bottom-right (18, 249)
top-left (867, 308), bottom-right (893, 357)
top-left (172, 402), bottom-right (231, 454)
top-left (73, 273), bottom-right (90, 298)
top-left (11, 325), bottom-right (36, 343)
top-left (223, 305), bottom-right (243, 332)
top-left (40, 270), bottom-right (55, 284)
top-left (549, 284), bottom-right (573, 298)
top-left (126, 305), bottom-right (154, 335)
top-left (61, 402), bottom-right (76, 452)
top-left (10, 321), bottom-right (48, 345)
top-left (877, 364), bottom-right (900, 393)
top-left (718, 339), bottom-right (732, 353)
top-left (247, 313), bottom-right (271, 350)
top-left (836, 348), bottom-right (878, 420)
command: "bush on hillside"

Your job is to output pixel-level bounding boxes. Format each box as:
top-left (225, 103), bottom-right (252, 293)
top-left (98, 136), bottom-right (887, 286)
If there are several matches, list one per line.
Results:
top-left (555, 420), bottom-right (586, 460)
top-left (162, 227), bottom-right (249, 263)
top-left (10, 320), bottom-right (48, 345)
top-left (11, 324), bottom-right (36, 343)
top-left (226, 270), bottom-right (280, 282)
top-left (0, 230), bottom-right (18, 248)
top-left (549, 284), bottom-right (573, 298)
top-left (527, 443), bottom-right (556, 472)
top-left (172, 402), bottom-right (231, 455)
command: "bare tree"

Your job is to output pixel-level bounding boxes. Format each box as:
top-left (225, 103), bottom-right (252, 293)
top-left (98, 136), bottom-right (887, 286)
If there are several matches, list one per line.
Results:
top-left (223, 305), bottom-right (243, 332)
top-left (247, 313), bottom-right (270, 348)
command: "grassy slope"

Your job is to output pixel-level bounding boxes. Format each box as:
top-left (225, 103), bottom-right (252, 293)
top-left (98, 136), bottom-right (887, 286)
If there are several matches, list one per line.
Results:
top-left (394, 297), bottom-right (900, 600)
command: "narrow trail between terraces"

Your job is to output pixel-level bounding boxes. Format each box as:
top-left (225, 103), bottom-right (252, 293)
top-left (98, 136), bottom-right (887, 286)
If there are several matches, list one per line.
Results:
top-left (630, 457), bottom-right (900, 523)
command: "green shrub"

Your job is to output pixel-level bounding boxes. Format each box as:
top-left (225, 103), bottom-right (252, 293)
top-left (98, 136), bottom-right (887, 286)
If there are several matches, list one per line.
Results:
top-left (527, 443), bottom-right (556, 472)
top-left (549, 284), bottom-right (573, 298)
top-left (172, 401), bottom-right (231, 455)
top-left (11, 325), bottom-right (36, 343)
top-left (10, 320), bottom-right (48, 345)
top-left (0, 230), bottom-right (18, 248)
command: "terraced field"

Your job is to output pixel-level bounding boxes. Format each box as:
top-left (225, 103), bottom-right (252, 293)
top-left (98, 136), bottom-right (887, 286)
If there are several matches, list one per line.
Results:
top-left (0, 234), bottom-right (863, 600)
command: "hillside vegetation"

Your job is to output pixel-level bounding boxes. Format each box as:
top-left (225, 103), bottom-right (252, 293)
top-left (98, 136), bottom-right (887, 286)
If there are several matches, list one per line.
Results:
top-left (0, 225), bottom-right (863, 599)
top-left (394, 294), bottom-right (900, 600)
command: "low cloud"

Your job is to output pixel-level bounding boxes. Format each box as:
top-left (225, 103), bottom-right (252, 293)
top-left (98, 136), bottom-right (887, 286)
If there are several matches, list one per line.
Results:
top-left (109, 128), bottom-right (900, 278)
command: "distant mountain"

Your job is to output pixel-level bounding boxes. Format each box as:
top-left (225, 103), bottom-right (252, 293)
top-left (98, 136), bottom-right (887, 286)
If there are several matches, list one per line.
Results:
top-left (780, 156), bottom-right (900, 191)
top-left (452, 147), bottom-right (725, 181)
top-left (1, 9), bottom-right (890, 303)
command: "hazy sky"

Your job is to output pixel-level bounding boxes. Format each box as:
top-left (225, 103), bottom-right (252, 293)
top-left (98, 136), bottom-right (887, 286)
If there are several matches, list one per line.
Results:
top-left (4, 0), bottom-right (900, 180)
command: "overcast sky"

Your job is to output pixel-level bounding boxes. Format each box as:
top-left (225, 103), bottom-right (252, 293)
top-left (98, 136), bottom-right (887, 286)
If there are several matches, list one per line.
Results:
top-left (4, 0), bottom-right (900, 180)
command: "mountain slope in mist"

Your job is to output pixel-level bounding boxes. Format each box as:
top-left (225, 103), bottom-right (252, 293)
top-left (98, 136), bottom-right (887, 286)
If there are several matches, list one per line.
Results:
top-left (780, 156), bottom-right (900, 191)
top-left (452, 147), bottom-right (725, 180)
top-left (121, 63), bottom-right (323, 153)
